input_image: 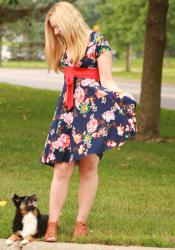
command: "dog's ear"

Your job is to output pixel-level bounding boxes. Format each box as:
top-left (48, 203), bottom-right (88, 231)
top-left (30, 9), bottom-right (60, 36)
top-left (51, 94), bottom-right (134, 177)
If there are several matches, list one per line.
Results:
top-left (11, 193), bottom-right (18, 201)
top-left (11, 194), bottom-right (20, 204)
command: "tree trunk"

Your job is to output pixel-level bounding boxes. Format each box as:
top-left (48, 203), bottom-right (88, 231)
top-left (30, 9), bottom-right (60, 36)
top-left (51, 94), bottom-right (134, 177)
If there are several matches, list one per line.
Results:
top-left (0, 32), bottom-right (2, 66)
top-left (0, 24), bottom-right (5, 66)
top-left (137, 0), bottom-right (169, 140)
top-left (125, 43), bottom-right (132, 72)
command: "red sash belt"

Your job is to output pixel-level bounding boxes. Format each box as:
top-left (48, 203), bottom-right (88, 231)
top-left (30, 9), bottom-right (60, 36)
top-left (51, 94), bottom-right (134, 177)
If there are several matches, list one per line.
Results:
top-left (63, 67), bottom-right (100, 110)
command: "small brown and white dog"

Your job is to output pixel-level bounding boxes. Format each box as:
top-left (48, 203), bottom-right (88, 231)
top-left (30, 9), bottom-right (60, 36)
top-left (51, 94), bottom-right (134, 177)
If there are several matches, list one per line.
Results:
top-left (6, 193), bottom-right (48, 247)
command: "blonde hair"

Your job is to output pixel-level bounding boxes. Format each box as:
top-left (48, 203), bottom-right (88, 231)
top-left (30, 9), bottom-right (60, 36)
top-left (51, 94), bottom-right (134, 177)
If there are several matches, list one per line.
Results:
top-left (44, 1), bottom-right (91, 73)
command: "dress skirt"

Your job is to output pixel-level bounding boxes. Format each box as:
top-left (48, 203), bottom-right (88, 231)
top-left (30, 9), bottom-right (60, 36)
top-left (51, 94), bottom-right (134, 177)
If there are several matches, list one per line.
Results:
top-left (39, 31), bottom-right (137, 167)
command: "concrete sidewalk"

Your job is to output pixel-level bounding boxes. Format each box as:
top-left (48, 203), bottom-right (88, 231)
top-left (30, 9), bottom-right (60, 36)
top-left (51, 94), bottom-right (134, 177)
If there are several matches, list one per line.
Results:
top-left (0, 239), bottom-right (174, 250)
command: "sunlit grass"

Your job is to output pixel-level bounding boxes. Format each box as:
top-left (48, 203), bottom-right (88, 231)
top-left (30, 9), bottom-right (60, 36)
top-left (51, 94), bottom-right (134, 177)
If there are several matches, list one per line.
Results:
top-left (0, 83), bottom-right (175, 247)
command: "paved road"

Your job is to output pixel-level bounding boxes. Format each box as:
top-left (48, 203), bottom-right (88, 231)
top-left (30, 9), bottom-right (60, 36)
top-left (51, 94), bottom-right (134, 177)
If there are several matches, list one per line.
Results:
top-left (0, 68), bottom-right (174, 110)
top-left (0, 239), bottom-right (175, 250)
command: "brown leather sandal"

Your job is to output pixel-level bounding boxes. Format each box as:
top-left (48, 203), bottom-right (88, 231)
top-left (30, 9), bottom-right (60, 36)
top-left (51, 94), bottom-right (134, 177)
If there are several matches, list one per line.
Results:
top-left (72, 220), bottom-right (88, 240)
top-left (44, 221), bottom-right (59, 242)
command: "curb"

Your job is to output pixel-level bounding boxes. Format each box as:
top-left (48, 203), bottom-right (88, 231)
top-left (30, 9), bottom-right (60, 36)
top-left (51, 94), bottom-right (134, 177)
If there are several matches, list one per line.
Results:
top-left (0, 239), bottom-right (175, 250)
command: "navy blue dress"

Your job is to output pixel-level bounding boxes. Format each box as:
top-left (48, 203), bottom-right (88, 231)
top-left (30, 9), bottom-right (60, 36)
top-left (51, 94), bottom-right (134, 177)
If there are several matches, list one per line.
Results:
top-left (39, 31), bottom-right (137, 167)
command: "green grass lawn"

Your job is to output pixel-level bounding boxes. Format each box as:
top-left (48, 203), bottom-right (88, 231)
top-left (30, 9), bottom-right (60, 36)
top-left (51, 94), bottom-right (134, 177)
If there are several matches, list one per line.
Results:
top-left (112, 57), bottom-right (175, 84)
top-left (1, 57), bottom-right (175, 84)
top-left (0, 83), bottom-right (175, 247)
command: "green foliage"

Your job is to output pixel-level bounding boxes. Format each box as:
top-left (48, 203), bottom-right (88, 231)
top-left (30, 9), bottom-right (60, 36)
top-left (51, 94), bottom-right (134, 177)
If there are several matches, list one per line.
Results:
top-left (97, 0), bottom-right (148, 54)
top-left (3, 14), bottom-right (44, 60)
top-left (76, 0), bottom-right (102, 27)
top-left (1, 0), bottom-right (32, 8)
top-left (1, 0), bottom-right (175, 60)
top-left (166, 0), bottom-right (175, 54)
top-left (96, 0), bottom-right (174, 55)
top-left (5, 0), bottom-right (19, 5)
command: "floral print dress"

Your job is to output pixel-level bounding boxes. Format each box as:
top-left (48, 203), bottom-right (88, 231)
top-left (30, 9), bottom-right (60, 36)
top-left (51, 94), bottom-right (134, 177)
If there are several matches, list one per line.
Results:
top-left (39, 31), bottom-right (137, 167)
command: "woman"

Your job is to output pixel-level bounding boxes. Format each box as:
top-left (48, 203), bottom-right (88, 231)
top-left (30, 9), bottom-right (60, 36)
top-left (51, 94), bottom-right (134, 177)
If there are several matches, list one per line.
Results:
top-left (40, 1), bottom-right (137, 242)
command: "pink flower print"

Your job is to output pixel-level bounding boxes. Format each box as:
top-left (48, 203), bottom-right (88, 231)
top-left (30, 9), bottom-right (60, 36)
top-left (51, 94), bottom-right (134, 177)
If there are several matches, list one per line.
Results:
top-left (102, 110), bottom-right (115, 122)
top-left (125, 124), bottom-right (130, 132)
top-left (117, 125), bottom-right (125, 136)
top-left (96, 128), bottom-right (107, 137)
top-left (95, 89), bottom-right (107, 99)
top-left (133, 116), bottom-right (136, 123)
top-left (84, 97), bottom-right (90, 105)
top-left (73, 134), bottom-right (82, 144)
top-left (51, 140), bottom-right (60, 150)
top-left (89, 41), bottom-right (94, 47)
top-left (47, 140), bottom-right (51, 145)
top-left (81, 79), bottom-right (92, 87)
top-left (87, 117), bottom-right (98, 133)
top-left (106, 140), bottom-right (117, 147)
top-left (60, 112), bottom-right (73, 126)
top-left (87, 45), bottom-right (96, 59)
top-left (98, 128), bottom-right (105, 136)
top-left (74, 86), bottom-right (85, 103)
top-left (65, 58), bottom-right (70, 65)
top-left (48, 152), bottom-right (56, 161)
top-left (95, 131), bottom-right (101, 137)
top-left (92, 132), bottom-right (98, 138)
top-left (57, 133), bottom-right (70, 149)
top-left (128, 118), bottom-right (136, 131)
top-left (128, 118), bottom-right (134, 125)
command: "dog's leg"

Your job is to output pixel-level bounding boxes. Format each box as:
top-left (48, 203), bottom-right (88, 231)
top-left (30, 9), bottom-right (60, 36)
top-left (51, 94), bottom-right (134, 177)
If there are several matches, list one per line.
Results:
top-left (20, 235), bottom-right (36, 246)
top-left (6, 233), bottom-right (22, 245)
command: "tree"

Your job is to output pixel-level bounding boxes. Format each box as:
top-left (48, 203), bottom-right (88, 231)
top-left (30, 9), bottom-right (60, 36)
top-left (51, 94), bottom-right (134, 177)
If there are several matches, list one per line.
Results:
top-left (165, 0), bottom-right (175, 65)
top-left (0, 0), bottom-right (77, 64)
top-left (97, 0), bottom-right (147, 71)
top-left (0, 0), bottom-right (55, 25)
top-left (76, 0), bottom-right (102, 28)
top-left (137, 0), bottom-right (169, 140)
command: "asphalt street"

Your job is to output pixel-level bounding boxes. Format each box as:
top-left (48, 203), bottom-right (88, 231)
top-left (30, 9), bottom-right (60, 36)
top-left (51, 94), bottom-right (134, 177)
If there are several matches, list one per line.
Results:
top-left (0, 68), bottom-right (174, 110)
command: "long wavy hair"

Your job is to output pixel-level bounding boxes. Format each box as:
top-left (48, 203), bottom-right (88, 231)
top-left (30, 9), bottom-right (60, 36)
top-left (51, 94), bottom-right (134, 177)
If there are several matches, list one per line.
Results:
top-left (44, 1), bottom-right (91, 73)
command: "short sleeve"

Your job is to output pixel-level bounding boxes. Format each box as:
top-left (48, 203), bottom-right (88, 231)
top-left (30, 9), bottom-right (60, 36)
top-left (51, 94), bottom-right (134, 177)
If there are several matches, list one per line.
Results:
top-left (95, 34), bottom-right (112, 58)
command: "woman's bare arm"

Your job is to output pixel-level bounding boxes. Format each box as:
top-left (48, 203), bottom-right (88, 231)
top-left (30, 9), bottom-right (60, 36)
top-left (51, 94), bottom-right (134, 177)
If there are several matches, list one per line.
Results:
top-left (97, 51), bottom-right (123, 93)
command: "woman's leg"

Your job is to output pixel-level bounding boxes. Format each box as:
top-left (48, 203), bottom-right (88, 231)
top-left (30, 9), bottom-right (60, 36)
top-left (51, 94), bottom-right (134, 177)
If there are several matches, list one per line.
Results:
top-left (48, 161), bottom-right (75, 223)
top-left (76, 153), bottom-right (100, 223)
